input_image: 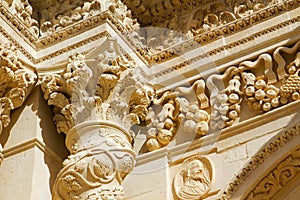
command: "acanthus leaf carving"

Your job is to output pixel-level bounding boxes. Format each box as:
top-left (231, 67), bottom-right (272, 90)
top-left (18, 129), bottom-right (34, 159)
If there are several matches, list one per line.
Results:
top-left (41, 37), bottom-right (152, 199)
top-left (0, 42), bottom-right (37, 136)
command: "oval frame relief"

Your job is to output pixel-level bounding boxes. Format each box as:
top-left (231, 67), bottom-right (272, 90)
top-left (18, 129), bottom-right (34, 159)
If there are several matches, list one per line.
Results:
top-left (173, 155), bottom-right (214, 200)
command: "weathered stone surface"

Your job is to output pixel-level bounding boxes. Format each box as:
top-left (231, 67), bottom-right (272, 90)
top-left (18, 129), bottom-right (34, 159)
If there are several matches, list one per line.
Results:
top-left (0, 0), bottom-right (299, 199)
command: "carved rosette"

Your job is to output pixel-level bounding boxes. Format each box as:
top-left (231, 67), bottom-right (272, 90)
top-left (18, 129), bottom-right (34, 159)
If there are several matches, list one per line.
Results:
top-left (0, 42), bottom-right (37, 135)
top-left (173, 155), bottom-right (214, 200)
top-left (41, 38), bottom-right (152, 199)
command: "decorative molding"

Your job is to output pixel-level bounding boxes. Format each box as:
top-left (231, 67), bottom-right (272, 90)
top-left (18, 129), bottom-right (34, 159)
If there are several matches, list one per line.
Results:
top-left (123, 0), bottom-right (295, 31)
top-left (35, 31), bottom-right (111, 64)
top-left (245, 147), bottom-right (300, 199)
top-left (0, 25), bottom-right (36, 63)
top-left (0, 1), bottom-right (38, 43)
top-left (218, 121), bottom-right (300, 199)
top-left (2, 138), bottom-right (64, 164)
top-left (140, 39), bottom-right (300, 153)
top-left (127, 0), bottom-right (300, 64)
top-left (0, 42), bottom-right (37, 135)
top-left (0, 0), bottom-right (298, 66)
top-left (153, 15), bottom-right (300, 77)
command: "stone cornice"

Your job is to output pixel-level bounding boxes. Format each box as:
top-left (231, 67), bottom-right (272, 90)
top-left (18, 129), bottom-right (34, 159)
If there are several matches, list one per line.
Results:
top-left (0, 0), bottom-right (298, 68)
top-left (152, 15), bottom-right (300, 81)
top-left (141, 0), bottom-right (300, 64)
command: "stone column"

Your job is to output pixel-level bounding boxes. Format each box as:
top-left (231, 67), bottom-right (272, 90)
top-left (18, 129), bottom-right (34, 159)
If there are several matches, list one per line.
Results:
top-left (41, 38), bottom-right (152, 200)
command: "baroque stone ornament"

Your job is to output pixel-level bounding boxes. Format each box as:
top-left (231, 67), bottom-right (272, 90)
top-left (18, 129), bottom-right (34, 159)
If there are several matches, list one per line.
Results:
top-left (245, 147), bottom-right (300, 199)
top-left (173, 155), bottom-right (213, 200)
top-left (0, 42), bottom-right (37, 135)
top-left (41, 38), bottom-right (152, 200)
top-left (2, 0), bottom-right (39, 37)
top-left (144, 79), bottom-right (210, 152)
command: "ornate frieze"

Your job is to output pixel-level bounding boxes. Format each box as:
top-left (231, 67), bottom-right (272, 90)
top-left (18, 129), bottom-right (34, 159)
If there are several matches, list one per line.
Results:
top-left (142, 39), bottom-right (300, 152)
top-left (245, 147), bottom-right (300, 199)
top-left (0, 42), bottom-right (37, 135)
top-left (2, 0), bottom-right (39, 38)
top-left (123, 0), bottom-right (295, 31)
top-left (0, 0), bottom-right (299, 65)
top-left (173, 155), bottom-right (214, 200)
top-left (41, 38), bottom-right (152, 199)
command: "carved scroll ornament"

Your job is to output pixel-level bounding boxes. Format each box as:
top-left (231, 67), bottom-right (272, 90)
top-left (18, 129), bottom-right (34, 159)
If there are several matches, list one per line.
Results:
top-left (245, 147), bottom-right (300, 199)
top-left (41, 38), bottom-right (152, 199)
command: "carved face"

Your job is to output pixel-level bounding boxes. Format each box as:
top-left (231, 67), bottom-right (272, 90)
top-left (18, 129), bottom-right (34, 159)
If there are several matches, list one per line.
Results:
top-left (188, 160), bottom-right (205, 180)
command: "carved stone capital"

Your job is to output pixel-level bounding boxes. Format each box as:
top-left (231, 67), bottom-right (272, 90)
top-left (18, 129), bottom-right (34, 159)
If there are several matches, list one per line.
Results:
top-left (0, 42), bottom-right (37, 135)
top-left (41, 38), bottom-right (152, 199)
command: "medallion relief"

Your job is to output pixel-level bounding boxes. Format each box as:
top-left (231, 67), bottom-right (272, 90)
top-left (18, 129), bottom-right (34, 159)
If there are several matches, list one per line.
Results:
top-left (173, 155), bottom-right (214, 200)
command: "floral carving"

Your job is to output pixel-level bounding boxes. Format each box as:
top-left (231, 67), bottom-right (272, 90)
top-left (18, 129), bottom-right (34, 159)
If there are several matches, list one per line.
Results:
top-left (245, 148), bottom-right (300, 199)
top-left (173, 155), bottom-right (213, 200)
top-left (0, 43), bottom-right (37, 135)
